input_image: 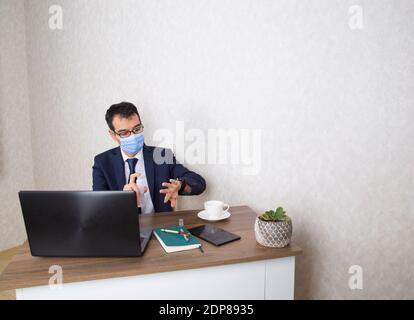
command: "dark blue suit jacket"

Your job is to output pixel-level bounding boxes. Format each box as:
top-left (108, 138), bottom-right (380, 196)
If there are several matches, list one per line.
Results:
top-left (92, 145), bottom-right (206, 213)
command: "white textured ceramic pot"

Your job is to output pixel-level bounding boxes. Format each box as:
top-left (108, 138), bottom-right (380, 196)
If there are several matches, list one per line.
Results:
top-left (254, 217), bottom-right (292, 248)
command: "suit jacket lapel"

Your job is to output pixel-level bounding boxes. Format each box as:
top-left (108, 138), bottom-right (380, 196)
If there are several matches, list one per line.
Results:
top-left (112, 147), bottom-right (126, 190)
top-left (143, 144), bottom-right (155, 203)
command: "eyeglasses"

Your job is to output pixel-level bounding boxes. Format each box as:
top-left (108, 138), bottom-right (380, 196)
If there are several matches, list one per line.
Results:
top-left (114, 124), bottom-right (144, 138)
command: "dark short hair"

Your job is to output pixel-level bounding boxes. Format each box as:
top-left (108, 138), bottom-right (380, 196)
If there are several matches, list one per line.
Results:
top-left (105, 102), bottom-right (141, 131)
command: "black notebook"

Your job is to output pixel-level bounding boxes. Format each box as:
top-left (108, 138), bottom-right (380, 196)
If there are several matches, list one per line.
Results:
top-left (188, 224), bottom-right (241, 246)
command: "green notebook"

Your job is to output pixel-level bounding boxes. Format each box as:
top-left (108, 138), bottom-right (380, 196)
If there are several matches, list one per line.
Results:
top-left (153, 226), bottom-right (201, 253)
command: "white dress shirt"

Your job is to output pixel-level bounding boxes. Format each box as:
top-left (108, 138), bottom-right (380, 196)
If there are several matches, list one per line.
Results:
top-left (121, 148), bottom-right (155, 214)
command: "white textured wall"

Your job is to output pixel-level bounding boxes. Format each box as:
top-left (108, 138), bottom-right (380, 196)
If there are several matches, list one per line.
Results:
top-left (0, 0), bottom-right (35, 251)
top-left (3, 0), bottom-right (414, 298)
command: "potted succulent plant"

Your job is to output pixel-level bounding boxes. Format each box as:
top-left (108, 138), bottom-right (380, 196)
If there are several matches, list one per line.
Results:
top-left (254, 207), bottom-right (292, 248)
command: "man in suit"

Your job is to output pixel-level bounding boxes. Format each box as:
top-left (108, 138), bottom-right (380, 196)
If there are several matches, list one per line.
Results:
top-left (92, 102), bottom-right (206, 213)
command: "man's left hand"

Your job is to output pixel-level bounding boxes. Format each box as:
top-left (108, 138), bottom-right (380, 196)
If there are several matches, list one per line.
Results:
top-left (160, 179), bottom-right (181, 208)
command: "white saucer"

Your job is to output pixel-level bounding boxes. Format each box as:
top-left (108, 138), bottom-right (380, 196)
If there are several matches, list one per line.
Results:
top-left (197, 210), bottom-right (231, 221)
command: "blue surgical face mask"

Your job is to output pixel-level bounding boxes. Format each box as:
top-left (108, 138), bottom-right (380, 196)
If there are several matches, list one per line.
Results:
top-left (120, 133), bottom-right (144, 154)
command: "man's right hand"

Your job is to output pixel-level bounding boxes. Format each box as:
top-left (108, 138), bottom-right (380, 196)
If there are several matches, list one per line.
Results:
top-left (123, 173), bottom-right (148, 207)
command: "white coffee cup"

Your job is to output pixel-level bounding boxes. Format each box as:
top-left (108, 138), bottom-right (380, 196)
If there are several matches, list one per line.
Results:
top-left (204, 200), bottom-right (230, 219)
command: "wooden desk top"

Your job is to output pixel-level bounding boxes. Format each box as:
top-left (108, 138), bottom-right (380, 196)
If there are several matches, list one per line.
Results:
top-left (0, 206), bottom-right (302, 290)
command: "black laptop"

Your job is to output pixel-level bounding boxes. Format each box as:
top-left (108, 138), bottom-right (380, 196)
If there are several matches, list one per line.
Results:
top-left (18, 191), bottom-right (151, 257)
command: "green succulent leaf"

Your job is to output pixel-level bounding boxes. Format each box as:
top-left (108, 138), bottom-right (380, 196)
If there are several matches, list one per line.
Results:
top-left (276, 207), bottom-right (284, 215)
top-left (261, 213), bottom-right (271, 220)
top-left (260, 206), bottom-right (288, 221)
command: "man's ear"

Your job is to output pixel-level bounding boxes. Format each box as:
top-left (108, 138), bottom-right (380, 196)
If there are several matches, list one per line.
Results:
top-left (108, 129), bottom-right (119, 144)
